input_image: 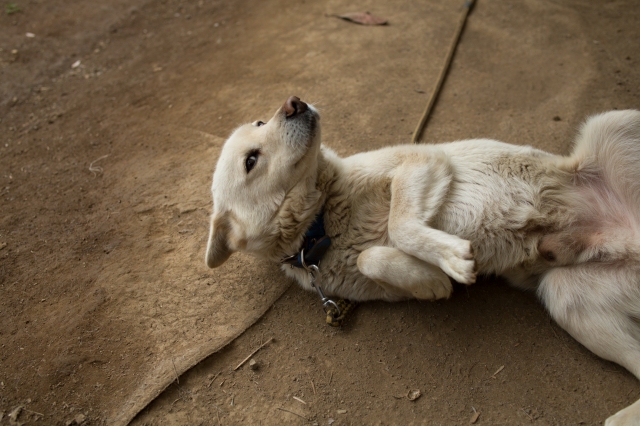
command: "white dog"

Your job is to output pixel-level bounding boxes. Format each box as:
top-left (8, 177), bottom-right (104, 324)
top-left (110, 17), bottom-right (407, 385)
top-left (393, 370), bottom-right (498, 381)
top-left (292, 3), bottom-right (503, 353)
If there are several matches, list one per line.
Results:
top-left (206, 96), bottom-right (640, 425)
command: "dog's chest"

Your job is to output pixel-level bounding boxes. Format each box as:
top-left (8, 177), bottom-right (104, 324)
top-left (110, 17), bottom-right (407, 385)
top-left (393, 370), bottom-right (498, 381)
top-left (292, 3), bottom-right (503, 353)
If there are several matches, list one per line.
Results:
top-left (307, 174), bottom-right (397, 300)
top-left (325, 172), bottom-right (392, 249)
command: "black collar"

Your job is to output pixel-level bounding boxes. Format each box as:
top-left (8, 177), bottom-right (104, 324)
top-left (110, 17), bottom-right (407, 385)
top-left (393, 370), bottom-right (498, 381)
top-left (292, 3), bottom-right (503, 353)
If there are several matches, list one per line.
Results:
top-left (281, 211), bottom-right (331, 269)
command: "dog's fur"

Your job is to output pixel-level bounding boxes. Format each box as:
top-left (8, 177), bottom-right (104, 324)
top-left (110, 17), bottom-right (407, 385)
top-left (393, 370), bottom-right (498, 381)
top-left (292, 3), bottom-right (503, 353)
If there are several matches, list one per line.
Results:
top-left (206, 98), bottom-right (640, 425)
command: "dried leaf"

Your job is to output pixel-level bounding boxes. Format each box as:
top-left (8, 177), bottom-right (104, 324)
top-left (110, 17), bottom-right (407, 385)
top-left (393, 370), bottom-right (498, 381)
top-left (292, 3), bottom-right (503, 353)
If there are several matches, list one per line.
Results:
top-left (333, 12), bottom-right (387, 26)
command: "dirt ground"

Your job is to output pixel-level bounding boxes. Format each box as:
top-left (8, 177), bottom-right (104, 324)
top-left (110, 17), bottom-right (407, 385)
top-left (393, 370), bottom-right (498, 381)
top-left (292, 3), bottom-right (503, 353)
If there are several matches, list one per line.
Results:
top-left (1, 0), bottom-right (639, 425)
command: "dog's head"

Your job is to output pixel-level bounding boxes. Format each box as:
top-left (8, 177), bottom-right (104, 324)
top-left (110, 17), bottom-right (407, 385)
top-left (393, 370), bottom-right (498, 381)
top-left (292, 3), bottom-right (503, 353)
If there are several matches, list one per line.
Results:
top-left (206, 96), bottom-right (322, 268)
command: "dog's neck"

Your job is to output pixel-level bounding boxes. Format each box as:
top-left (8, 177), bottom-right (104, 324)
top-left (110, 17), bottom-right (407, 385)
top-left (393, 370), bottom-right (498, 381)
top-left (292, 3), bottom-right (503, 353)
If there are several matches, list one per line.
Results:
top-left (262, 147), bottom-right (340, 263)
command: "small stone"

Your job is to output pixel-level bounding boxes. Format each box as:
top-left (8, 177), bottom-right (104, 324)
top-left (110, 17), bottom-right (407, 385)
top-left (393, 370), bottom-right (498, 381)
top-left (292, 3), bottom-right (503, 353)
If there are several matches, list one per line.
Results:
top-left (249, 359), bottom-right (258, 370)
top-left (337, 409), bottom-right (347, 414)
top-left (407, 389), bottom-right (422, 401)
top-left (75, 413), bottom-right (86, 424)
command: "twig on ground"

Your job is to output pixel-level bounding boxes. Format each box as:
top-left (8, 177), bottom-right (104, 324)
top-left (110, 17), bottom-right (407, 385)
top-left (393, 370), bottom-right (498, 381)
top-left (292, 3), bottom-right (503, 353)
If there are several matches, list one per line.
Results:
top-left (277, 407), bottom-right (307, 420)
top-left (293, 396), bottom-right (307, 405)
top-left (490, 365), bottom-right (505, 379)
top-left (311, 379), bottom-right (317, 395)
top-left (234, 338), bottom-right (274, 371)
top-left (411, 0), bottom-right (476, 143)
top-left (23, 408), bottom-right (44, 417)
top-left (207, 372), bottom-right (221, 388)
top-left (521, 408), bottom-right (534, 422)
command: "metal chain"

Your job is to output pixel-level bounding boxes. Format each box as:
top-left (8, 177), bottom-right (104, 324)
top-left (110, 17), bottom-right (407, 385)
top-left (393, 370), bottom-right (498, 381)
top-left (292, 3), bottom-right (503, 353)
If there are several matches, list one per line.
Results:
top-left (299, 248), bottom-right (342, 317)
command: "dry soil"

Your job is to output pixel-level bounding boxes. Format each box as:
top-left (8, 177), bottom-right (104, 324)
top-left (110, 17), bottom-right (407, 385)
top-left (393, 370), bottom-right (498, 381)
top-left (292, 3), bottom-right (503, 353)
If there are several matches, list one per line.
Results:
top-left (1, 0), bottom-right (639, 425)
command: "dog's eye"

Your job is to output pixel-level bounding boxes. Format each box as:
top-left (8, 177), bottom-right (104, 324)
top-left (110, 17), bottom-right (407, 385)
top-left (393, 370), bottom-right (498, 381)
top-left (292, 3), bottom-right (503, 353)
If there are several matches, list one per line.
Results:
top-left (245, 151), bottom-right (259, 173)
top-left (254, 121), bottom-right (265, 127)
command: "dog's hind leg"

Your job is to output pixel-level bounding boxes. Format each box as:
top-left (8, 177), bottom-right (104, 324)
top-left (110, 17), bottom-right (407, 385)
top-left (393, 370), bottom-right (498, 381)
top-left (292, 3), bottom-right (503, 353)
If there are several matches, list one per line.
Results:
top-left (357, 246), bottom-right (453, 300)
top-left (606, 399), bottom-right (640, 426)
top-left (538, 265), bottom-right (640, 425)
top-left (388, 153), bottom-right (476, 284)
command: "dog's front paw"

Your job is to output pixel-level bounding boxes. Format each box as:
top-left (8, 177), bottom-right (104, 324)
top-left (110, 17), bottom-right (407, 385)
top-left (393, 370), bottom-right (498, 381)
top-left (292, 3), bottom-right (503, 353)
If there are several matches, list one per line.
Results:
top-left (439, 239), bottom-right (476, 284)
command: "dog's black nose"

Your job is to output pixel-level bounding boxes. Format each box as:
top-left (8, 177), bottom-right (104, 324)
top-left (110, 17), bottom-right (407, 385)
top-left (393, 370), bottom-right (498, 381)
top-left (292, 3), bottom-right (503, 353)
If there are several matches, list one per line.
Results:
top-left (284, 96), bottom-right (308, 117)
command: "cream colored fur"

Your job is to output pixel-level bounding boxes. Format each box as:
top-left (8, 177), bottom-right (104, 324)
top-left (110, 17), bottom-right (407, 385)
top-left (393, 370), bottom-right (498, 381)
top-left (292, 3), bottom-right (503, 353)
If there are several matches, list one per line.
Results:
top-left (206, 99), bottom-right (640, 425)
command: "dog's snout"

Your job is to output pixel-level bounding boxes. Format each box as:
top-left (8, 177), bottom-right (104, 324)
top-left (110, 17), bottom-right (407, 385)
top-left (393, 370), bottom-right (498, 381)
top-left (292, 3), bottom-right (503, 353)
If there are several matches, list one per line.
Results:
top-left (284, 96), bottom-right (308, 118)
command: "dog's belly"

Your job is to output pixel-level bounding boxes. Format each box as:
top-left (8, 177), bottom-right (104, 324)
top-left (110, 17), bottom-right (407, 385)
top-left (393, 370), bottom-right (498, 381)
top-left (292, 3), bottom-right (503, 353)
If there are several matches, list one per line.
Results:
top-left (435, 192), bottom-right (542, 275)
top-left (433, 146), bottom-right (570, 276)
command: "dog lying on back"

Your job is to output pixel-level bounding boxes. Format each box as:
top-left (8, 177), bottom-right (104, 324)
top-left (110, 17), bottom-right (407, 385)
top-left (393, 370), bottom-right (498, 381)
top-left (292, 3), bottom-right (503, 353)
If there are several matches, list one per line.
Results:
top-left (206, 96), bottom-right (640, 425)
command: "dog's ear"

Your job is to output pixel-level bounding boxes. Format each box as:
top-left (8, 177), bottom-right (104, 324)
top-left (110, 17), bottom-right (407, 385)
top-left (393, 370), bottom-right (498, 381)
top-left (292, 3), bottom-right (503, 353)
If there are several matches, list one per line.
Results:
top-left (205, 213), bottom-right (233, 268)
